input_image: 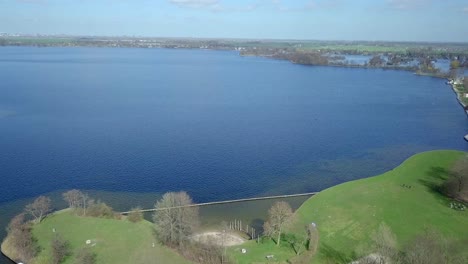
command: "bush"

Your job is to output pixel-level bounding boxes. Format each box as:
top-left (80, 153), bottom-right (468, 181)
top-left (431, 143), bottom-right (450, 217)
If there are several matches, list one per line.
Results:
top-left (86, 201), bottom-right (115, 218)
top-left (74, 247), bottom-right (96, 264)
top-left (127, 207), bottom-right (143, 223)
top-left (178, 241), bottom-right (225, 264)
top-left (442, 156), bottom-right (468, 202)
top-left (51, 234), bottom-right (71, 264)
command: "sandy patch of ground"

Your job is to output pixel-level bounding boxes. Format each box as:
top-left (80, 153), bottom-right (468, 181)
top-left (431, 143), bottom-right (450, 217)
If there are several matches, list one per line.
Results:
top-left (191, 231), bottom-right (246, 246)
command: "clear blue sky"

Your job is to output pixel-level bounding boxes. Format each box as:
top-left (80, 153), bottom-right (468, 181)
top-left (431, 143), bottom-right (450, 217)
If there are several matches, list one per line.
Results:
top-left (1, 0), bottom-right (468, 42)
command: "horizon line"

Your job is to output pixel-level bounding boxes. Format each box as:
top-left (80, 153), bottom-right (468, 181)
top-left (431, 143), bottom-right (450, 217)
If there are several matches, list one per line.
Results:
top-left (2, 33), bottom-right (468, 45)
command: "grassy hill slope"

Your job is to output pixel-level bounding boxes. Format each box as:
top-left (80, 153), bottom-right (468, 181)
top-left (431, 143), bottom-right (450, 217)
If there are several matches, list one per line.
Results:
top-left (231, 150), bottom-right (468, 263)
top-left (295, 150), bottom-right (468, 263)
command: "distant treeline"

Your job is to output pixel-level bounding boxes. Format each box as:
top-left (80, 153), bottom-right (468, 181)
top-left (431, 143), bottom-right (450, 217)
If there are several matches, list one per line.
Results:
top-left (2, 36), bottom-right (468, 76)
top-left (241, 45), bottom-right (468, 77)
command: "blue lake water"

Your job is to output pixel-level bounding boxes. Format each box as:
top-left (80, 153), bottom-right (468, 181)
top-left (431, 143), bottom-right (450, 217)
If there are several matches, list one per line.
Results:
top-left (0, 47), bottom-right (467, 205)
top-left (1, 46), bottom-right (468, 263)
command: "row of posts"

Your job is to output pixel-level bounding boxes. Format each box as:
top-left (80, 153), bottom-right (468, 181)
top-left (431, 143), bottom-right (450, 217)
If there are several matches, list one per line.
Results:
top-left (228, 219), bottom-right (257, 240)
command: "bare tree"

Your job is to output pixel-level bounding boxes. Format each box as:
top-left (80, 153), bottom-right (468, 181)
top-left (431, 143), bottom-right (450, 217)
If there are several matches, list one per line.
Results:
top-left (5, 213), bottom-right (38, 262)
top-left (180, 241), bottom-right (224, 264)
top-left (263, 201), bottom-right (294, 246)
top-left (69, 192), bottom-right (90, 216)
top-left (220, 221), bottom-right (229, 264)
top-left (63, 189), bottom-right (84, 209)
top-left (369, 55), bottom-right (384, 67)
top-left (6, 213), bottom-right (27, 233)
top-left (74, 247), bottom-right (96, 264)
top-left (403, 230), bottom-right (444, 264)
top-left (443, 239), bottom-right (468, 264)
top-left (445, 156), bottom-right (468, 202)
top-left (452, 156), bottom-right (468, 201)
top-left (371, 223), bottom-right (399, 263)
top-left (25, 196), bottom-right (52, 223)
top-left (152, 191), bottom-right (199, 247)
top-left (402, 230), bottom-right (468, 264)
top-left (51, 234), bottom-right (71, 264)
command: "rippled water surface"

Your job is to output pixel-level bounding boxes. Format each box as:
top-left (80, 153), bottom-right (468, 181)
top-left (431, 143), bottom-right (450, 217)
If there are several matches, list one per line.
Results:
top-left (1, 47), bottom-right (467, 203)
top-left (1, 47), bottom-right (467, 262)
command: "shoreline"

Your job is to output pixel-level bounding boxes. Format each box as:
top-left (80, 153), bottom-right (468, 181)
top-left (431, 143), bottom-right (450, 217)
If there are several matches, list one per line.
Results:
top-left (245, 50), bottom-right (468, 142)
top-left (0, 194), bottom-right (310, 264)
top-left (4, 151), bottom-right (466, 264)
top-left (453, 87), bottom-right (467, 111)
top-left (446, 76), bottom-right (468, 141)
top-left (0, 241), bottom-right (16, 264)
top-left (240, 52), bottom-right (426, 73)
top-left (448, 82), bottom-right (468, 114)
top-left (241, 51), bottom-right (468, 140)
top-left (0, 255), bottom-right (14, 264)
top-left (0, 44), bottom-right (454, 79)
top-left (1, 46), bottom-right (467, 262)
top-left (447, 80), bottom-right (468, 140)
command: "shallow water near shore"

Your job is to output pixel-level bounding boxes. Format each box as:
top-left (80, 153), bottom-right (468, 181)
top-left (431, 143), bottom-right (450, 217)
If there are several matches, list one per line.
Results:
top-left (1, 46), bottom-right (467, 263)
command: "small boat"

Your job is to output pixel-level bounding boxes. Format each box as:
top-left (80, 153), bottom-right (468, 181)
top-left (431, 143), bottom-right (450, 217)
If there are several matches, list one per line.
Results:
top-left (464, 134), bottom-right (468, 142)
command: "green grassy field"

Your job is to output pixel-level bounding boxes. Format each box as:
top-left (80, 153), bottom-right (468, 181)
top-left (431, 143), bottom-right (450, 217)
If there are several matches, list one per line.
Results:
top-left (297, 150), bottom-right (468, 263)
top-left (31, 210), bottom-right (190, 264)
top-left (230, 150), bottom-right (468, 263)
top-left (229, 239), bottom-right (298, 264)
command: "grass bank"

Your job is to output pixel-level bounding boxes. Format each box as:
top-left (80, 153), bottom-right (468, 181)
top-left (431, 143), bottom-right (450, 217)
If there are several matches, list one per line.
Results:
top-left (230, 150), bottom-right (468, 263)
top-left (30, 210), bottom-right (190, 264)
top-left (297, 150), bottom-right (468, 263)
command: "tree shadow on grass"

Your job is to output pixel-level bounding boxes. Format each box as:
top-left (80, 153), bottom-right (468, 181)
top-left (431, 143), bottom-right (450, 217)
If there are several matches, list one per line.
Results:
top-left (419, 166), bottom-right (455, 202)
top-left (320, 243), bottom-right (357, 264)
top-left (426, 166), bottom-right (451, 181)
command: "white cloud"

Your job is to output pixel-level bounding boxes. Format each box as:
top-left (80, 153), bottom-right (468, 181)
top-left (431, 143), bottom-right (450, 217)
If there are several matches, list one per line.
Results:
top-left (210, 3), bottom-right (259, 13)
top-left (386, 0), bottom-right (431, 10)
top-left (167, 0), bottom-right (338, 13)
top-left (463, 7), bottom-right (468, 13)
top-left (15, 0), bottom-right (47, 4)
top-left (170, 0), bottom-right (219, 8)
top-left (169, 0), bottom-right (261, 13)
